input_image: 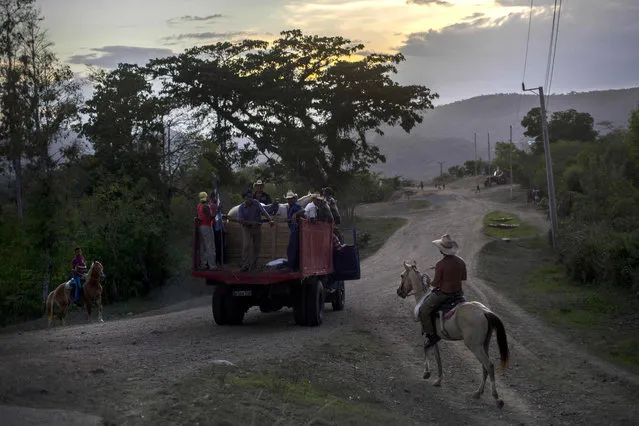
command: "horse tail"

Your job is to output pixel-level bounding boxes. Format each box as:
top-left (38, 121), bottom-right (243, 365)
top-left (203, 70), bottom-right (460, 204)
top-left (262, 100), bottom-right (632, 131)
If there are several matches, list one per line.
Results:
top-left (46, 290), bottom-right (55, 324)
top-left (485, 312), bottom-right (509, 371)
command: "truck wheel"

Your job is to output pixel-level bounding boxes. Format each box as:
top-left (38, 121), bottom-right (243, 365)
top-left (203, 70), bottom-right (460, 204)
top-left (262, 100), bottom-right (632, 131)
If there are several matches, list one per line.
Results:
top-left (305, 277), bottom-right (324, 327)
top-left (293, 285), bottom-right (307, 326)
top-left (224, 296), bottom-right (245, 325)
top-left (212, 290), bottom-right (228, 325)
top-left (331, 281), bottom-right (345, 311)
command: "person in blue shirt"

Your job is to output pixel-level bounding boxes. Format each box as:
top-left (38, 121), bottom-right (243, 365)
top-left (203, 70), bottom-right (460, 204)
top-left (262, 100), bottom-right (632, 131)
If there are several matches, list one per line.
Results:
top-left (284, 190), bottom-right (305, 271)
top-left (237, 190), bottom-right (274, 271)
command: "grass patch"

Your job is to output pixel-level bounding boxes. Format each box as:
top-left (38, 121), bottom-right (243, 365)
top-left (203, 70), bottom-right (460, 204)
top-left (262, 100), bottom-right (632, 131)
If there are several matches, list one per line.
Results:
top-left (482, 211), bottom-right (539, 239)
top-left (408, 199), bottom-right (430, 210)
top-left (343, 215), bottom-right (407, 260)
top-left (477, 237), bottom-right (639, 373)
top-left (142, 328), bottom-right (415, 426)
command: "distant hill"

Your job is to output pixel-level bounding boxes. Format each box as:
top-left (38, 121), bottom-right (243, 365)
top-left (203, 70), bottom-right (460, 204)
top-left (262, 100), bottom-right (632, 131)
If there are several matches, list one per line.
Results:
top-left (371, 87), bottom-right (639, 180)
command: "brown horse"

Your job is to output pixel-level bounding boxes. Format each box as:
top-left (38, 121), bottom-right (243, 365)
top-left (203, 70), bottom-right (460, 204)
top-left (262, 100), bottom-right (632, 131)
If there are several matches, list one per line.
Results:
top-left (46, 261), bottom-right (105, 326)
top-left (397, 261), bottom-right (509, 408)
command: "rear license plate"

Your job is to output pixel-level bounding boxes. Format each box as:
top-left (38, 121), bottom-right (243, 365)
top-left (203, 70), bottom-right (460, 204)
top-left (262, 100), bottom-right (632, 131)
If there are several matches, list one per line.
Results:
top-left (232, 290), bottom-right (252, 297)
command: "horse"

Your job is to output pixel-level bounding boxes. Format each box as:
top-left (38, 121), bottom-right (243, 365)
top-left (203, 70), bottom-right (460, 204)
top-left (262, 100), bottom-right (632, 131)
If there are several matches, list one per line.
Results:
top-left (46, 261), bottom-right (105, 327)
top-left (396, 261), bottom-right (509, 408)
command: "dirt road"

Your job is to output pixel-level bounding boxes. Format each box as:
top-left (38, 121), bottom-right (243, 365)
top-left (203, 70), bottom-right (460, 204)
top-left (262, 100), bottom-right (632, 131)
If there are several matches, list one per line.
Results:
top-left (1, 180), bottom-right (638, 425)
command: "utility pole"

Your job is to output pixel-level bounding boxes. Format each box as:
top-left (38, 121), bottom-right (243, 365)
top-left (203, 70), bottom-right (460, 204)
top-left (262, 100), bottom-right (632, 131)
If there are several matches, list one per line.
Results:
top-left (523, 83), bottom-right (558, 250)
top-left (437, 161), bottom-right (446, 178)
top-left (474, 132), bottom-right (477, 179)
top-left (487, 133), bottom-right (491, 186)
top-left (509, 124), bottom-right (513, 200)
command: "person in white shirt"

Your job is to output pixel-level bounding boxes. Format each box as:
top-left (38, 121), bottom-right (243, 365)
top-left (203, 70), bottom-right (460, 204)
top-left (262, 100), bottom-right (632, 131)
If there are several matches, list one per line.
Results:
top-left (304, 193), bottom-right (320, 221)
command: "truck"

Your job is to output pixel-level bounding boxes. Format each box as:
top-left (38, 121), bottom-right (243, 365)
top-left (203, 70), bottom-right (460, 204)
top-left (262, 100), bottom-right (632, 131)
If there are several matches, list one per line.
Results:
top-left (191, 217), bottom-right (361, 327)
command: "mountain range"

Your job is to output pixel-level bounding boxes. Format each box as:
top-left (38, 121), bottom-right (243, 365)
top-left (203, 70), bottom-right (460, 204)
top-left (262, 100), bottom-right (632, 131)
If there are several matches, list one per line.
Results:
top-left (370, 87), bottom-right (639, 180)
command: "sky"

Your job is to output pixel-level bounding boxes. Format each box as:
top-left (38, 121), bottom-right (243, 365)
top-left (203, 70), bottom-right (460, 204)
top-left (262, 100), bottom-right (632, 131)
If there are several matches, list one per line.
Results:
top-left (37, 0), bottom-right (639, 105)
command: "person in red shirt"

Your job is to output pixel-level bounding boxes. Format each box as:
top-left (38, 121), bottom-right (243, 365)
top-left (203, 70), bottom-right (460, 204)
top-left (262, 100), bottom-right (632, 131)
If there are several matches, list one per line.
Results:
top-left (419, 234), bottom-right (467, 348)
top-left (197, 192), bottom-right (217, 270)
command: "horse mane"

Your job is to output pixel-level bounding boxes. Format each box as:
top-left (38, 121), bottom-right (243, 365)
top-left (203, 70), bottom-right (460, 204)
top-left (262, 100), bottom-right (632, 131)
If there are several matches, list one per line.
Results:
top-left (86, 261), bottom-right (102, 283)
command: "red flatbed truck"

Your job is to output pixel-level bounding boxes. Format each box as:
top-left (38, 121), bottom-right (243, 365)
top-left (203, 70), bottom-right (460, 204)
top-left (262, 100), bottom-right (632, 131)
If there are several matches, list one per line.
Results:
top-left (192, 218), bottom-right (360, 326)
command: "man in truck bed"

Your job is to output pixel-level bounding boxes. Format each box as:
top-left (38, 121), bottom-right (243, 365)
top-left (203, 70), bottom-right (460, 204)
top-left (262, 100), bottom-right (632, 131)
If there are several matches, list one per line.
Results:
top-left (237, 190), bottom-right (274, 271)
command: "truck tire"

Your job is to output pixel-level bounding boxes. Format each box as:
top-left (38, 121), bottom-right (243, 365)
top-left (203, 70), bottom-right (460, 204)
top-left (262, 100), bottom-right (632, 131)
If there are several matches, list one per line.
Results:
top-left (212, 290), bottom-right (228, 325)
top-left (293, 284), bottom-right (307, 326)
top-left (305, 277), bottom-right (324, 327)
top-left (224, 295), bottom-right (245, 325)
top-left (331, 281), bottom-right (345, 311)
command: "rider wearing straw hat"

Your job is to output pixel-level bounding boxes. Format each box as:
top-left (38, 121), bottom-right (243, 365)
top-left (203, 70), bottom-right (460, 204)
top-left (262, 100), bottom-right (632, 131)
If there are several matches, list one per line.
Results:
top-left (420, 234), bottom-right (467, 348)
top-left (285, 190), bottom-right (304, 270)
top-left (252, 179), bottom-right (272, 205)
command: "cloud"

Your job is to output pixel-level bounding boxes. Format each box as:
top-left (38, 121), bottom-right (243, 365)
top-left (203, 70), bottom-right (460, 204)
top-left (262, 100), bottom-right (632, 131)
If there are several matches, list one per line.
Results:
top-left (162, 31), bottom-right (258, 43)
top-left (407, 0), bottom-right (452, 6)
top-left (166, 14), bottom-right (224, 25)
top-left (464, 12), bottom-right (485, 20)
top-left (394, 0), bottom-right (639, 103)
top-left (68, 46), bottom-right (176, 69)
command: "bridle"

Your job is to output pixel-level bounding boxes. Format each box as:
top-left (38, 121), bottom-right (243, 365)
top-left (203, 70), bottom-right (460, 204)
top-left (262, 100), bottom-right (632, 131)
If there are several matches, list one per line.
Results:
top-left (401, 268), bottom-right (430, 297)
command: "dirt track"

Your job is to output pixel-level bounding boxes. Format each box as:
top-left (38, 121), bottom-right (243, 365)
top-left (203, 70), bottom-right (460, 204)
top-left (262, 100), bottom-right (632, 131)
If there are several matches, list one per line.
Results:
top-left (1, 179), bottom-right (639, 425)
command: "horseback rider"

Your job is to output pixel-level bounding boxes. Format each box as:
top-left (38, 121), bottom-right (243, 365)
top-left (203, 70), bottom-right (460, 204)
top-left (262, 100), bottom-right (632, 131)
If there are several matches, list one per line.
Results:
top-left (420, 234), bottom-right (467, 348)
top-left (71, 247), bottom-right (87, 305)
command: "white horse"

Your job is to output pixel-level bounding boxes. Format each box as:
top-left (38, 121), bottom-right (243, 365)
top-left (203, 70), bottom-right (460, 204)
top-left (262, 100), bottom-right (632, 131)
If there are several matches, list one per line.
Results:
top-left (396, 261), bottom-right (509, 408)
top-left (226, 193), bottom-right (314, 218)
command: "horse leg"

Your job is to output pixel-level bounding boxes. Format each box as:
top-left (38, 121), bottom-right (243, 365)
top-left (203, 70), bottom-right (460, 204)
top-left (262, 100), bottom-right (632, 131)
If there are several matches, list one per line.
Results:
top-left (432, 343), bottom-right (443, 387)
top-left (422, 342), bottom-right (431, 379)
top-left (474, 335), bottom-right (491, 398)
top-left (97, 296), bottom-right (104, 323)
top-left (86, 300), bottom-right (92, 322)
top-left (467, 343), bottom-right (503, 408)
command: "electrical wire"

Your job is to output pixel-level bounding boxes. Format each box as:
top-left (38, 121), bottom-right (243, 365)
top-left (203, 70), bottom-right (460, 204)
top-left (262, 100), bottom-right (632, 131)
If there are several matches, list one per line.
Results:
top-left (516, 0), bottom-right (535, 124)
top-left (546, 0), bottom-right (562, 109)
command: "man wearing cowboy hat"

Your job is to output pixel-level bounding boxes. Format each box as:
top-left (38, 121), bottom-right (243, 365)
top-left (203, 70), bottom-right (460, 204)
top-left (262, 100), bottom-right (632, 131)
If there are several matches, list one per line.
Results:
top-left (238, 189), bottom-right (274, 271)
top-left (304, 193), bottom-right (321, 222)
top-left (285, 190), bottom-right (305, 270)
top-left (196, 191), bottom-right (217, 270)
top-left (252, 179), bottom-right (272, 205)
top-left (322, 187), bottom-right (341, 225)
top-left (419, 234), bottom-right (467, 348)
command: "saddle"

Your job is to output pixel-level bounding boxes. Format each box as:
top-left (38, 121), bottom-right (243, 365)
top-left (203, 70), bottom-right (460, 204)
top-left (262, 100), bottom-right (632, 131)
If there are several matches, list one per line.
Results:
top-left (430, 293), bottom-right (466, 339)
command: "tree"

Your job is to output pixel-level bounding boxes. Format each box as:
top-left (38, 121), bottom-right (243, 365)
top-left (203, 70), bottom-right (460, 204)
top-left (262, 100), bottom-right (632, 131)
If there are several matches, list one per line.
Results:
top-left (148, 29), bottom-right (438, 188)
top-left (447, 165), bottom-right (465, 179)
top-left (548, 109), bottom-right (598, 143)
top-left (521, 107), bottom-right (543, 143)
top-left (0, 0), bottom-right (36, 223)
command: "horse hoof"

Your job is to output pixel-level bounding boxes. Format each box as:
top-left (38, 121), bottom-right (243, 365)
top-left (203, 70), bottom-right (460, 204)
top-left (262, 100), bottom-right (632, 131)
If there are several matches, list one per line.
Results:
top-left (472, 391), bottom-right (481, 399)
top-left (432, 380), bottom-right (441, 387)
top-left (496, 399), bottom-right (504, 409)
top-left (99, 319), bottom-right (104, 323)
top-left (423, 371), bottom-right (431, 379)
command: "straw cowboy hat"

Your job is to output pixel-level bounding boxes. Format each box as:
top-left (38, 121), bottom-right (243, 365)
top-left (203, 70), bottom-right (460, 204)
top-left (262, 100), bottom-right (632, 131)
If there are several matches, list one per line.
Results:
top-left (199, 191), bottom-right (208, 202)
top-left (311, 193), bottom-right (324, 201)
top-left (253, 179), bottom-right (264, 187)
top-left (432, 234), bottom-right (459, 255)
top-left (284, 190), bottom-right (298, 199)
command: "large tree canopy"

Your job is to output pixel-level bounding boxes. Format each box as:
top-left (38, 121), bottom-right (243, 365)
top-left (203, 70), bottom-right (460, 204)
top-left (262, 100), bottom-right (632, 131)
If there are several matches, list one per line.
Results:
top-left (521, 107), bottom-right (598, 155)
top-left (147, 30), bottom-right (438, 186)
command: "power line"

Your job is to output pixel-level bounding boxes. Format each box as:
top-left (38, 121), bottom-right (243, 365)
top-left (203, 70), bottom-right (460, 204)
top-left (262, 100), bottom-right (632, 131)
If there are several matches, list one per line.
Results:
top-left (516, 0), bottom-right (535, 124)
top-left (544, 0), bottom-right (558, 94)
top-left (546, 0), bottom-right (562, 109)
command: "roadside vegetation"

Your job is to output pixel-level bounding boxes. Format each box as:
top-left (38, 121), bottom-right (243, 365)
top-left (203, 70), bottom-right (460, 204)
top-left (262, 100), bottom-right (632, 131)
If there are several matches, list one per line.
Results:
top-left (478, 238), bottom-right (639, 374)
top-left (482, 211), bottom-right (540, 239)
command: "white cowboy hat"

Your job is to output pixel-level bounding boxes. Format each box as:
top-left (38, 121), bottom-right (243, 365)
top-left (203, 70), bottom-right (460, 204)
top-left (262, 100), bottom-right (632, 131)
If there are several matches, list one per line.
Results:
top-left (253, 179), bottom-right (264, 187)
top-left (284, 190), bottom-right (297, 199)
top-left (199, 191), bottom-right (208, 201)
top-left (432, 234), bottom-right (459, 255)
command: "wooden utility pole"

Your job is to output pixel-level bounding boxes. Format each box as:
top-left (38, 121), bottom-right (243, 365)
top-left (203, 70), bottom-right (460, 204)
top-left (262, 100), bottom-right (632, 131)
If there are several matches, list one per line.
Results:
top-left (523, 83), bottom-right (558, 249)
top-left (487, 133), bottom-right (491, 185)
top-left (509, 124), bottom-right (513, 200)
top-left (437, 161), bottom-right (446, 178)
top-left (474, 132), bottom-right (477, 178)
